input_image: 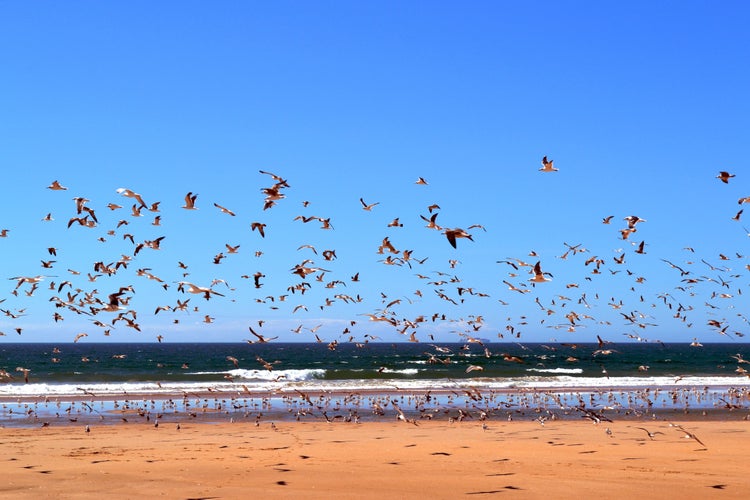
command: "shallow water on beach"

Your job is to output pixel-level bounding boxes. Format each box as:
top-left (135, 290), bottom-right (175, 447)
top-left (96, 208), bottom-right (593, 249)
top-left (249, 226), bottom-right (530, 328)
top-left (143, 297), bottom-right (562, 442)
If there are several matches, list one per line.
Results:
top-left (2, 385), bottom-right (748, 428)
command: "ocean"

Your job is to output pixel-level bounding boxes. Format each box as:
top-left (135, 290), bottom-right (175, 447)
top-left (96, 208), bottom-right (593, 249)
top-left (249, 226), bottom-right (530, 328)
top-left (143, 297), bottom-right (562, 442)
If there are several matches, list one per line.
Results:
top-left (1, 342), bottom-right (749, 426)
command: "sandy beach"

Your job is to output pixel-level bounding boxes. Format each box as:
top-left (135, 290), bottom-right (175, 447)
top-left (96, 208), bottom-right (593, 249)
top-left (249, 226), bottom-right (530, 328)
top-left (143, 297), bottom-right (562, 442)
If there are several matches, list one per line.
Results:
top-left (1, 418), bottom-right (747, 499)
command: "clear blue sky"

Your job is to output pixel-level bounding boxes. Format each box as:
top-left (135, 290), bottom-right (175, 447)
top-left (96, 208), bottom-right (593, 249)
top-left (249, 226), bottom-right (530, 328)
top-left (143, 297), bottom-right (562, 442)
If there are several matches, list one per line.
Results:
top-left (1, 1), bottom-right (748, 343)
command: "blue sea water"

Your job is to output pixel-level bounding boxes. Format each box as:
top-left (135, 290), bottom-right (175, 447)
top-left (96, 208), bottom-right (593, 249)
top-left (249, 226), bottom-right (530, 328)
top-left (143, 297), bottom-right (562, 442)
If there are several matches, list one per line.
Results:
top-left (1, 342), bottom-right (748, 426)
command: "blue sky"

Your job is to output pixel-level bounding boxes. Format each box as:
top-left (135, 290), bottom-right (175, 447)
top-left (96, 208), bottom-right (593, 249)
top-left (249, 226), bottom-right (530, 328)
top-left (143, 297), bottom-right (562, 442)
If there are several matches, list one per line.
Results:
top-left (1, 1), bottom-right (749, 343)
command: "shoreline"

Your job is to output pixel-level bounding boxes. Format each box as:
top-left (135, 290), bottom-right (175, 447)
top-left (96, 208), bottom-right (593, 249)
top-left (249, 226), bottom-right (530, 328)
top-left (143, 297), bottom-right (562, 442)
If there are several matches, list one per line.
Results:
top-left (2, 383), bottom-right (748, 429)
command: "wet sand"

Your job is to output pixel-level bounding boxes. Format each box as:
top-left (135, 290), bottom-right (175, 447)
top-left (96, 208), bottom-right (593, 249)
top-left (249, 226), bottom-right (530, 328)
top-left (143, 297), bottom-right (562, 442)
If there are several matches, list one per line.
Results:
top-left (1, 418), bottom-right (747, 499)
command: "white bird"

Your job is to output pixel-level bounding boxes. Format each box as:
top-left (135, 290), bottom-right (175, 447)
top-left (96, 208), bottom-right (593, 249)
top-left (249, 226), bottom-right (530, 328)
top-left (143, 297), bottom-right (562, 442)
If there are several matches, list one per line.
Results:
top-left (176, 281), bottom-right (224, 300)
top-left (213, 202), bottom-right (235, 216)
top-left (529, 261), bottom-right (552, 283)
top-left (115, 188), bottom-right (147, 208)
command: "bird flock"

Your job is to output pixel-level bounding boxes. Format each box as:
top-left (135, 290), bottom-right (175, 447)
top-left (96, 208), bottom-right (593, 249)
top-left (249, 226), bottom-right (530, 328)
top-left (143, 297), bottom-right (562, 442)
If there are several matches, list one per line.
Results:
top-left (0, 163), bottom-right (749, 373)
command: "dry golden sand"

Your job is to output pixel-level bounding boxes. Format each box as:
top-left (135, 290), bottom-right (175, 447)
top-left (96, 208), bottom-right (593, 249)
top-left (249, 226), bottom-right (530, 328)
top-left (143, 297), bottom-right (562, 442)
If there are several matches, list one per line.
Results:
top-left (0, 419), bottom-right (747, 499)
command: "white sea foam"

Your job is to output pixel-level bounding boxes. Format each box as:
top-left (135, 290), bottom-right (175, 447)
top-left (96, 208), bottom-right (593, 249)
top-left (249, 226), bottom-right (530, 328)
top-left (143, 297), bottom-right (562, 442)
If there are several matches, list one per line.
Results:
top-left (227, 368), bottom-right (325, 381)
top-left (280, 375), bottom-right (750, 393)
top-left (0, 375), bottom-right (748, 400)
top-left (378, 368), bottom-right (419, 375)
top-left (188, 368), bottom-right (325, 381)
top-left (526, 368), bottom-right (584, 374)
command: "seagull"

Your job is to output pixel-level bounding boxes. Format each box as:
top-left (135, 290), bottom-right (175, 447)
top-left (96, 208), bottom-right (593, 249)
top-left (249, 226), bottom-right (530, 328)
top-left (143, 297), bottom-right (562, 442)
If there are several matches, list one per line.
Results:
top-left (255, 355), bottom-right (277, 371)
top-left (391, 401), bottom-right (418, 425)
top-left (251, 222), bottom-right (266, 237)
top-left (213, 202), bottom-right (236, 216)
top-left (415, 177), bottom-right (428, 185)
top-left (444, 228), bottom-right (473, 248)
top-left (246, 326), bottom-right (278, 343)
top-left (717, 171), bottom-right (735, 183)
top-left (540, 156), bottom-right (558, 172)
top-left (500, 353), bottom-right (525, 364)
top-left (359, 198), bottom-right (380, 211)
top-left (420, 213), bottom-right (442, 231)
top-left (503, 280), bottom-right (530, 294)
top-left (673, 424), bottom-right (707, 448)
top-left (635, 427), bottom-right (664, 440)
top-left (259, 169), bottom-right (290, 186)
top-left (10, 275), bottom-right (45, 289)
top-left (100, 290), bottom-right (129, 312)
top-left (182, 192), bottom-right (198, 210)
top-left (290, 263), bottom-right (331, 278)
top-left (176, 281), bottom-right (224, 300)
top-left (624, 215), bottom-right (646, 229)
top-left (115, 188), bottom-right (147, 208)
top-left (529, 261), bottom-right (552, 283)
top-left (13, 366), bottom-right (31, 382)
top-left (47, 180), bottom-right (68, 190)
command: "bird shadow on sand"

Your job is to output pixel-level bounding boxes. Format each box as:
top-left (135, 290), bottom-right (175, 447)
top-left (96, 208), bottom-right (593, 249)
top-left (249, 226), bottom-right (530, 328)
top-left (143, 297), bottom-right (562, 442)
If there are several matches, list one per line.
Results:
top-left (466, 486), bottom-right (523, 494)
